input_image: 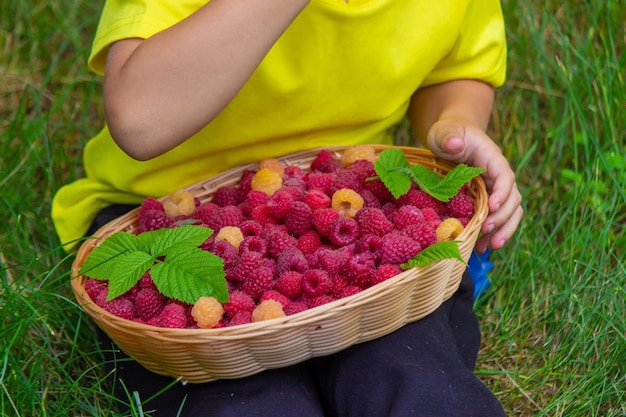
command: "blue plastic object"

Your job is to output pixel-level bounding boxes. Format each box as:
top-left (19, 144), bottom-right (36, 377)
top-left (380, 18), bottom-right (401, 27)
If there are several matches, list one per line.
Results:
top-left (467, 249), bottom-right (493, 300)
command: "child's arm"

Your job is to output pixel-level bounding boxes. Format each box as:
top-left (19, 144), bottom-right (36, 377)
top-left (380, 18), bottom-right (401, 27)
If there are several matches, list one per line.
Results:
top-left (103, 0), bottom-right (310, 160)
top-left (408, 79), bottom-right (523, 253)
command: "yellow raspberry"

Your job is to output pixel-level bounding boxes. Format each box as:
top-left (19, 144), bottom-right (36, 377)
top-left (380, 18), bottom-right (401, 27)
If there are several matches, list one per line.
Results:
top-left (259, 158), bottom-right (285, 177)
top-left (331, 188), bottom-right (364, 218)
top-left (250, 168), bottom-right (283, 196)
top-left (215, 226), bottom-right (244, 250)
top-left (341, 145), bottom-right (378, 167)
top-left (163, 188), bottom-right (196, 218)
top-left (252, 299), bottom-right (286, 322)
top-left (191, 296), bottom-right (224, 329)
top-left (436, 218), bottom-right (465, 242)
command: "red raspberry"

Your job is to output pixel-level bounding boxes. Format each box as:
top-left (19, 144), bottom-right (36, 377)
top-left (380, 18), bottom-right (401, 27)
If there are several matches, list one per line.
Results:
top-left (421, 207), bottom-right (442, 228)
top-left (340, 285), bottom-right (362, 298)
top-left (266, 190), bottom-right (294, 221)
top-left (239, 235), bottom-right (269, 257)
top-left (139, 197), bottom-right (164, 214)
top-left (285, 201), bottom-right (313, 236)
top-left (276, 247), bottom-right (309, 275)
top-left (245, 190), bottom-right (269, 211)
top-left (304, 188), bottom-right (331, 210)
top-left (276, 271), bottom-right (304, 299)
top-left (138, 272), bottom-right (157, 290)
top-left (268, 229), bottom-right (298, 259)
top-left (363, 178), bottom-right (394, 205)
top-left (229, 310), bottom-right (253, 326)
top-left (160, 302), bottom-right (188, 328)
top-left (396, 188), bottom-right (445, 214)
top-left (238, 169), bottom-right (256, 196)
top-left (355, 234), bottom-right (383, 263)
top-left (445, 192), bottom-right (475, 219)
top-left (346, 159), bottom-right (376, 180)
top-left (207, 205), bottom-right (244, 230)
top-left (134, 288), bottom-right (166, 321)
top-left (355, 208), bottom-right (393, 237)
top-left (305, 172), bottom-right (336, 195)
top-left (284, 301), bottom-right (308, 316)
top-left (192, 202), bottom-right (219, 225)
top-left (372, 263), bottom-right (403, 285)
top-left (402, 223), bottom-right (437, 248)
top-left (342, 253), bottom-right (376, 288)
top-left (242, 266), bottom-right (275, 300)
top-left (279, 185), bottom-right (306, 202)
top-left (381, 202), bottom-right (398, 223)
top-left (308, 294), bottom-right (335, 308)
top-left (260, 290), bottom-right (291, 309)
top-left (329, 274), bottom-right (348, 298)
top-left (239, 220), bottom-right (264, 237)
top-left (329, 170), bottom-right (363, 194)
top-left (312, 208), bottom-right (340, 237)
top-left (210, 239), bottom-right (239, 269)
top-left (84, 278), bottom-right (107, 301)
top-left (212, 185), bottom-right (242, 207)
top-left (318, 248), bottom-right (350, 275)
top-left (297, 230), bottom-right (323, 255)
top-left (380, 234), bottom-right (421, 265)
top-left (284, 165), bottom-right (304, 178)
top-left (359, 189), bottom-right (382, 209)
top-left (328, 217), bottom-right (360, 247)
top-left (137, 210), bottom-right (175, 233)
top-left (229, 251), bottom-right (264, 282)
top-left (251, 204), bottom-right (278, 227)
top-left (394, 205), bottom-right (425, 230)
top-left (310, 149), bottom-right (337, 171)
top-left (103, 298), bottom-right (137, 320)
top-left (222, 290), bottom-right (256, 318)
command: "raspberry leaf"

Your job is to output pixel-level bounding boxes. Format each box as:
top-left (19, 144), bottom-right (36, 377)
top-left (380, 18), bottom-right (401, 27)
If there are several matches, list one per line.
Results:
top-left (400, 241), bottom-right (465, 270)
top-left (105, 251), bottom-right (155, 300)
top-left (80, 232), bottom-right (150, 279)
top-left (141, 225), bottom-right (213, 256)
top-left (374, 149), bottom-right (484, 201)
top-left (150, 246), bottom-right (227, 304)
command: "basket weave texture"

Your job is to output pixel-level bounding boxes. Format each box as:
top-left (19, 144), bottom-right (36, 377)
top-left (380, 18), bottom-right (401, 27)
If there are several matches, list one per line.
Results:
top-left (71, 145), bottom-right (488, 383)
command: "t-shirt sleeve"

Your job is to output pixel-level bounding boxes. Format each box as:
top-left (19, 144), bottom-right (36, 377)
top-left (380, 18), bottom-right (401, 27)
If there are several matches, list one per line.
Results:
top-left (421, 0), bottom-right (507, 88)
top-left (88, 0), bottom-right (206, 76)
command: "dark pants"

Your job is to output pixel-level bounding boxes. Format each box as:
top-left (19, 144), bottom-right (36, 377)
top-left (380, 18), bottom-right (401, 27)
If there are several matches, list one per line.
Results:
top-left (89, 205), bottom-right (505, 417)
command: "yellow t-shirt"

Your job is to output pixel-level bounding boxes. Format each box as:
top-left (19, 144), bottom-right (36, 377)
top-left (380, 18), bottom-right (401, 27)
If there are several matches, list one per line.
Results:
top-left (52, 0), bottom-right (507, 249)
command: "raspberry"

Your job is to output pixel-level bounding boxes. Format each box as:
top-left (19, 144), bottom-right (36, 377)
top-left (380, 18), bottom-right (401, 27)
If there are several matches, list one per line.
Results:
top-left (308, 294), bottom-right (335, 308)
top-left (359, 189), bottom-right (382, 209)
top-left (192, 202), bottom-right (219, 225)
top-left (207, 205), bottom-right (244, 231)
top-left (340, 285), bottom-right (362, 298)
top-left (312, 208), bottom-right (340, 237)
top-left (244, 190), bottom-right (270, 211)
top-left (191, 296), bottom-right (224, 328)
top-left (331, 188), bottom-right (364, 218)
top-left (445, 192), bottom-right (475, 219)
top-left (346, 159), bottom-right (376, 181)
top-left (212, 185), bottom-right (243, 207)
top-left (275, 271), bottom-right (304, 299)
top-left (302, 269), bottom-right (331, 297)
top-left (279, 185), bottom-right (306, 202)
top-left (421, 207), bottom-right (442, 228)
top-left (363, 178), bottom-right (394, 205)
top-left (238, 169), bottom-right (256, 196)
top-left (250, 204), bottom-right (278, 227)
top-left (163, 189), bottom-right (196, 218)
top-left (160, 302), bottom-right (188, 328)
top-left (317, 247), bottom-right (350, 275)
top-left (229, 310), bottom-right (253, 326)
top-left (84, 278), bottom-right (107, 301)
top-left (380, 234), bottom-right (421, 265)
top-left (267, 229), bottom-right (298, 259)
top-left (342, 253), bottom-right (376, 288)
top-left (276, 247), bottom-right (309, 275)
top-left (435, 218), bottom-right (464, 242)
top-left (297, 230), bottom-right (323, 255)
top-left (284, 201), bottom-right (313, 236)
top-left (355, 234), bottom-right (383, 262)
top-left (284, 301), bottom-right (308, 316)
top-left (372, 263), bottom-right (403, 285)
top-left (103, 298), bottom-right (137, 320)
top-left (251, 168), bottom-right (283, 196)
top-left (310, 149), bottom-right (337, 171)
top-left (284, 165), bottom-right (304, 178)
top-left (242, 266), bottom-right (275, 300)
top-left (330, 170), bottom-right (363, 194)
top-left (214, 226), bottom-right (244, 250)
top-left (266, 189), bottom-right (295, 221)
top-left (341, 145), bottom-right (377, 167)
top-left (139, 272), bottom-right (157, 290)
top-left (239, 235), bottom-right (269, 257)
top-left (402, 223), bottom-right (437, 248)
top-left (139, 197), bottom-right (164, 214)
top-left (252, 299), bottom-right (286, 322)
top-left (397, 188), bottom-right (445, 214)
top-left (303, 188), bottom-right (331, 210)
top-left (305, 172), bottom-right (336, 195)
top-left (239, 220), bottom-right (264, 237)
top-left (210, 239), bottom-right (239, 269)
top-left (394, 205), bottom-right (425, 230)
top-left (134, 288), bottom-right (166, 321)
top-left (222, 290), bottom-right (256, 318)
top-left (259, 158), bottom-right (285, 177)
top-left (328, 217), bottom-right (360, 247)
top-left (260, 290), bottom-right (291, 309)
top-left (229, 251), bottom-right (264, 282)
top-left (137, 209), bottom-right (175, 233)
top-left (329, 274), bottom-right (348, 298)
top-left (355, 208), bottom-right (394, 237)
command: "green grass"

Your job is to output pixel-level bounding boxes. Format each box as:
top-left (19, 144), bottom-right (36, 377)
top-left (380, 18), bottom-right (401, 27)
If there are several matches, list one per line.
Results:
top-left (1, 0), bottom-right (624, 416)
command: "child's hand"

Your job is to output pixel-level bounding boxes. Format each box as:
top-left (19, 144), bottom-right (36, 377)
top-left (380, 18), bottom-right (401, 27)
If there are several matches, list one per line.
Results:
top-left (426, 119), bottom-right (523, 253)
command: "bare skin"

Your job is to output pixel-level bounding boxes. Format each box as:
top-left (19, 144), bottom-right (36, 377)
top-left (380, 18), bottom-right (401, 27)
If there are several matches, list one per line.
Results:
top-left (103, 2), bottom-right (522, 253)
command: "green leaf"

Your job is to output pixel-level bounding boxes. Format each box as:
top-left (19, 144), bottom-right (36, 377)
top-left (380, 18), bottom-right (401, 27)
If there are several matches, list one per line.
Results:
top-left (375, 148), bottom-right (413, 198)
top-left (151, 246), bottom-right (228, 304)
top-left (105, 251), bottom-right (155, 300)
top-left (80, 232), bottom-right (149, 279)
top-left (139, 224), bottom-right (213, 256)
top-left (426, 164), bottom-right (485, 202)
top-left (401, 241), bottom-right (465, 270)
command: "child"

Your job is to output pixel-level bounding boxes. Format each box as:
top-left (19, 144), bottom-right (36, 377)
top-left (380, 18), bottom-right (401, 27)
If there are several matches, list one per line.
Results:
top-left (54, 0), bottom-right (523, 415)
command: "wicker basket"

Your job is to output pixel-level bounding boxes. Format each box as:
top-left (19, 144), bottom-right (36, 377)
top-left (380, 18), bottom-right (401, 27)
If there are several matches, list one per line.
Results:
top-left (71, 145), bottom-right (488, 383)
